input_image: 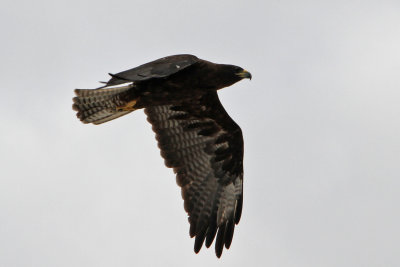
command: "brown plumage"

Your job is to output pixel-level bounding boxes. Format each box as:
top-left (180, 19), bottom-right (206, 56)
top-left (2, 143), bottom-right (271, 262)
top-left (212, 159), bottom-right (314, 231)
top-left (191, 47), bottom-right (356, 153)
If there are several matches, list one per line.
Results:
top-left (72, 54), bottom-right (251, 257)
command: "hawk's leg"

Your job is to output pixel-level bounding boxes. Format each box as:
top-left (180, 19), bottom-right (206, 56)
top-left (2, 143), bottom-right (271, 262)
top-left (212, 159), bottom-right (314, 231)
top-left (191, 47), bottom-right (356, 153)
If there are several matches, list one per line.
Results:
top-left (116, 99), bottom-right (138, 111)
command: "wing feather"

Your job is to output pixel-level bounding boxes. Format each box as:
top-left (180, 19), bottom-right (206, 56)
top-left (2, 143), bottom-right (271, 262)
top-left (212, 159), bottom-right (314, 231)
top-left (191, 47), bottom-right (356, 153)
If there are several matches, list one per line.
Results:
top-left (144, 92), bottom-right (243, 258)
top-left (107, 54), bottom-right (199, 85)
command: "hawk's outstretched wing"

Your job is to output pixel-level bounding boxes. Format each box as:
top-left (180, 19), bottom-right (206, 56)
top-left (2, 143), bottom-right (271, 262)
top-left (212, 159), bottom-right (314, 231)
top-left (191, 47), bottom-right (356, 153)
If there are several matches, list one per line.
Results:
top-left (145, 92), bottom-right (243, 258)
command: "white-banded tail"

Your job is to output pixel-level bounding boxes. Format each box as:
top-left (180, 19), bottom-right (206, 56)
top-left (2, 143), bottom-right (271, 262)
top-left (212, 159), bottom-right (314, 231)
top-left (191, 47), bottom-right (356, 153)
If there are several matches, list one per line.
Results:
top-left (72, 82), bottom-right (136, 125)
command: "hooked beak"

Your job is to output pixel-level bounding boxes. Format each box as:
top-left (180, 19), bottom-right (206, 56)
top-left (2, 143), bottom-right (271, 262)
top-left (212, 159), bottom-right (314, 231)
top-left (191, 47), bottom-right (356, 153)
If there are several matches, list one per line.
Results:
top-left (236, 69), bottom-right (252, 80)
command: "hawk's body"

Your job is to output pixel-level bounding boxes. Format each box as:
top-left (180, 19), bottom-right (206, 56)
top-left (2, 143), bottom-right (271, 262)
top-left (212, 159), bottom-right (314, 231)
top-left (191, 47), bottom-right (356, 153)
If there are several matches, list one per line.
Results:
top-left (73, 54), bottom-right (251, 257)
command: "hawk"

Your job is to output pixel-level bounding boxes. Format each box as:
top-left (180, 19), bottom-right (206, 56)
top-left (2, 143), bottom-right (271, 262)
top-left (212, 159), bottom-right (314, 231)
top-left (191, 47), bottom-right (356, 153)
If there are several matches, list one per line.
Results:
top-left (72, 54), bottom-right (252, 257)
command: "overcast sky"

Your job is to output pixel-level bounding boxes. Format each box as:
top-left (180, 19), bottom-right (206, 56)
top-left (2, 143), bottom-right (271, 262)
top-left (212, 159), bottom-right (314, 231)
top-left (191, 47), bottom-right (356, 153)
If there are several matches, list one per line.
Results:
top-left (1, 1), bottom-right (399, 266)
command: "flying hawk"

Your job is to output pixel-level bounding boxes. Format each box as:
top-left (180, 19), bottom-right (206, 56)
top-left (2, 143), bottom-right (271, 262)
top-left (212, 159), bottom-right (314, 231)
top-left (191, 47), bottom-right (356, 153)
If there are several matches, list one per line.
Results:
top-left (72, 54), bottom-right (251, 257)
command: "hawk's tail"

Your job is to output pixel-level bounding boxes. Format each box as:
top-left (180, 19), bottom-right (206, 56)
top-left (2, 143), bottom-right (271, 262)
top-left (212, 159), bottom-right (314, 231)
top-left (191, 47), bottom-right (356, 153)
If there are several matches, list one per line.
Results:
top-left (72, 82), bottom-right (137, 125)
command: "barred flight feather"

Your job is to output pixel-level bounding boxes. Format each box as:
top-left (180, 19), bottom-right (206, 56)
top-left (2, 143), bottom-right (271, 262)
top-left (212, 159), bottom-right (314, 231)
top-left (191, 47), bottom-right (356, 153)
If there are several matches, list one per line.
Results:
top-left (144, 92), bottom-right (243, 258)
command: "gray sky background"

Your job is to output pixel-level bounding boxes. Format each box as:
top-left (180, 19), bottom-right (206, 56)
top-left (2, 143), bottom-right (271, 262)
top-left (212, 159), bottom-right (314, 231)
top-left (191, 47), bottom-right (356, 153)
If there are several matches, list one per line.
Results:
top-left (1, 1), bottom-right (399, 266)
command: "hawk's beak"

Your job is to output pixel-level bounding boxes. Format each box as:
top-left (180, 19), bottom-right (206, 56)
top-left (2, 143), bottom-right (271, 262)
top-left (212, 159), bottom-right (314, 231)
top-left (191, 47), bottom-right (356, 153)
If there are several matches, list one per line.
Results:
top-left (237, 69), bottom-right (252, 80)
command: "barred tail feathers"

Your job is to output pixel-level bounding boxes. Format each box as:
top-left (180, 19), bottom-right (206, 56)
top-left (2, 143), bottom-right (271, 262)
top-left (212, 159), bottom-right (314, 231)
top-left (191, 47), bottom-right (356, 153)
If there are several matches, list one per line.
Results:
top-left (72, 83), bottom-right (136, 125)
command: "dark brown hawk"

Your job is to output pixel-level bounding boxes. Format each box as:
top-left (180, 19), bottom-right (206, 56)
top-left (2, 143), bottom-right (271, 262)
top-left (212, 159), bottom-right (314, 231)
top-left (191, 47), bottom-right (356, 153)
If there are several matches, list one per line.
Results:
top-left (72, 54), bottom-right (251, 257)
